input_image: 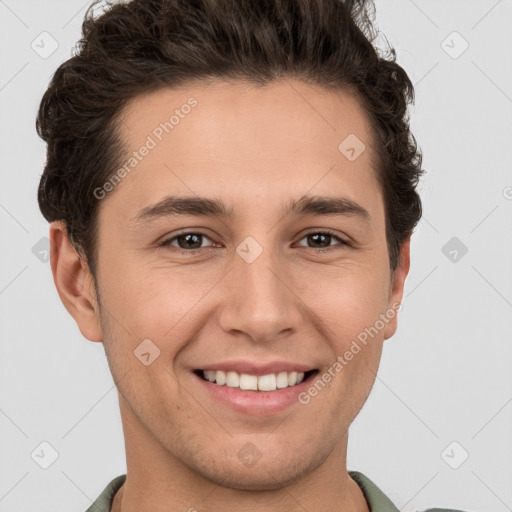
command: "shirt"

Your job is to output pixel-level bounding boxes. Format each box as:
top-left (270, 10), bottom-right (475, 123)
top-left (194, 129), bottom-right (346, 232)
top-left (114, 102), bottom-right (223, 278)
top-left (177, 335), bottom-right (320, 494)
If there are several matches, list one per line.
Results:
top-left (85, 471), bottom-right (467, 512)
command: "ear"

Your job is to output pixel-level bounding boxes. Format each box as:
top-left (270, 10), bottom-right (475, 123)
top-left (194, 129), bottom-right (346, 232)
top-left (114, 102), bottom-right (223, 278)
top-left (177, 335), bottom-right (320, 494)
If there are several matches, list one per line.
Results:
top-left (49, 221), bottom-right (103, 342)
top-left (383, 236), bottom-right (411, 340)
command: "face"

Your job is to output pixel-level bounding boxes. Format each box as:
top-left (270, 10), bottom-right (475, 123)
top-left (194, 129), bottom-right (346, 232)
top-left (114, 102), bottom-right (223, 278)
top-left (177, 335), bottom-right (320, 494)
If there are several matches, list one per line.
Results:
top-left (53, 79), bottom-right (409, 491)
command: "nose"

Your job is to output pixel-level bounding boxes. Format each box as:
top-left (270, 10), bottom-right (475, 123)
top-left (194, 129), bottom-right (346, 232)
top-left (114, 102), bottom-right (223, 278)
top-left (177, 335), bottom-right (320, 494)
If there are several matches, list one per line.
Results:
top-left (217, 240), bottom-right (303, 344)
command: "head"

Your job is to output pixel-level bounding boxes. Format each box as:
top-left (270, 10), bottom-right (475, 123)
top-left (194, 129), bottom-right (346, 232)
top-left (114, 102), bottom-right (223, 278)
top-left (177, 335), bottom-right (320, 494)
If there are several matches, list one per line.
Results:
top-left (38, 0), bottom-right (423, 491)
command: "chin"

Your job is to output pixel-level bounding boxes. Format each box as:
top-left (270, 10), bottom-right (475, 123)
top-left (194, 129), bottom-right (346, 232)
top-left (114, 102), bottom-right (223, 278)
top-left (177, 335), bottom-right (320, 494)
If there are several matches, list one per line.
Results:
top-left (197, 462), bottom-right (308, 491)
top-left (184, 440), bottom-right (325, 491)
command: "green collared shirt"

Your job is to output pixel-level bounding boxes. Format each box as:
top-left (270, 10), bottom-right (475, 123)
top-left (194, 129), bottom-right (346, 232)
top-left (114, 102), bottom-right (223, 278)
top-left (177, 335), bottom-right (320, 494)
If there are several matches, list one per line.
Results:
top-left (85, 471), bottom-right (467, 512)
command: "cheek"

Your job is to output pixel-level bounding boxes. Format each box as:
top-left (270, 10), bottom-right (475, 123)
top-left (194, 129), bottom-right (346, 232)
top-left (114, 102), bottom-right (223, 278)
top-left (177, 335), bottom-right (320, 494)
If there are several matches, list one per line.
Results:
top-left (100, 256), bottom-right (210, 340)
top-left (303, 261), bottom-right (391, 335)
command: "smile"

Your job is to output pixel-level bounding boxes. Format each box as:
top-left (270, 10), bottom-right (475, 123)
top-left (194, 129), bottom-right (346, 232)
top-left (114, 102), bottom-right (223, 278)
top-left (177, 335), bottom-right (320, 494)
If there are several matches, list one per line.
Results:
top-left (195, 369), bottom-right (317, 391)
top-left (191, 360), bottom-right (320, 415)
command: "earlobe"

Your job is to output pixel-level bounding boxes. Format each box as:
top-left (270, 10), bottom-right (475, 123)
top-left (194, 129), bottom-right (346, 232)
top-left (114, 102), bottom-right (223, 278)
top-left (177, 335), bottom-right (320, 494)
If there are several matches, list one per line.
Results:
top-left (49, 221), bottom-right (103, 342)
top-left (383, 237), bottom-right (411, 340)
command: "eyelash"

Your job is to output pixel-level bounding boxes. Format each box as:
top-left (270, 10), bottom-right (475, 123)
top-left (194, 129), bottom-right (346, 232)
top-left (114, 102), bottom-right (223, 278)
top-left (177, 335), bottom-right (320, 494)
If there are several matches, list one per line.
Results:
top-left (158, 230), bottom-right (351, 254)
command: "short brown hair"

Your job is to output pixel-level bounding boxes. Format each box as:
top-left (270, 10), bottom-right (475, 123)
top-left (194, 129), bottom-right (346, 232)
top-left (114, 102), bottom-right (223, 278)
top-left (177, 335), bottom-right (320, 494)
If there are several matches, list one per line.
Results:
top-left (36, 0), bottom-right (424, 279)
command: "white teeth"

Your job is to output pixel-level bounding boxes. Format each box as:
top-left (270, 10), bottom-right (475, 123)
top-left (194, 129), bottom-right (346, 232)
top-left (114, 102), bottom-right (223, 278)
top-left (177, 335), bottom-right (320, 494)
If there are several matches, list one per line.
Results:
top-left (258, 373), bottom-right (276, 391)
top-left (276, 371), bottom-right (289, 388)
top-left (239, 374), bottom-right (258, 390)
top-left (225, 371), bottom-right (239, 387)
top-left (204, 370), bottom-right (216, 382)
top-left (202, 370), bottom-right (310, 391)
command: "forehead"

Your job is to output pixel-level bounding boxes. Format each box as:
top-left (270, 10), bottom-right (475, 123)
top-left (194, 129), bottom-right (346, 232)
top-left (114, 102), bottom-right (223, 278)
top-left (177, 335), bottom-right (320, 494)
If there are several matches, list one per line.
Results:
top-left (110, 79), bottom-right (382, 222)
top-left (119, 79), bottom-right (376, 156)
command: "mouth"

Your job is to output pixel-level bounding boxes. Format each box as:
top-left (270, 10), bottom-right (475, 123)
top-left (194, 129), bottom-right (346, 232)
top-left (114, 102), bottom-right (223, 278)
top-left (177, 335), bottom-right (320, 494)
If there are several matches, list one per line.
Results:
top-left (193, 368), bottom-right (319, 392)
top-left (190, 360), bottom-right (321, 415)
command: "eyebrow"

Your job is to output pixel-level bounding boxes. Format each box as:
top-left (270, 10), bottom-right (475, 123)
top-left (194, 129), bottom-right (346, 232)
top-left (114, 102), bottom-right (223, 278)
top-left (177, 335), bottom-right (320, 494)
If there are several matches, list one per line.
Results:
top-left (131, 194), bottom-right (371, 224)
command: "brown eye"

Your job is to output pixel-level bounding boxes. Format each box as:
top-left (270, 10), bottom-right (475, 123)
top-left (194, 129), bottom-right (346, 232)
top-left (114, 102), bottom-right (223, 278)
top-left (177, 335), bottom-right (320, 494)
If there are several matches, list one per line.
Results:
top-left (160, 232), bottom-right (214, 251)
top-left (296, 231), bottom-right (349, 250)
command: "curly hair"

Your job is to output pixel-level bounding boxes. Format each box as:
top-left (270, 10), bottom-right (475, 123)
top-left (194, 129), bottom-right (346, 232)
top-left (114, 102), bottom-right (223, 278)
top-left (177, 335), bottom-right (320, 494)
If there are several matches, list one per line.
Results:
top-left (36, 0), bottom-right (424, 279)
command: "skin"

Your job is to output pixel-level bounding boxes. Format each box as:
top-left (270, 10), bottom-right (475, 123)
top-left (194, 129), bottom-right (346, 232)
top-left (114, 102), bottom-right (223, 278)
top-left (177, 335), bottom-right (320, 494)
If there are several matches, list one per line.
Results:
top-left (50, 79), bottom-right (410, 512)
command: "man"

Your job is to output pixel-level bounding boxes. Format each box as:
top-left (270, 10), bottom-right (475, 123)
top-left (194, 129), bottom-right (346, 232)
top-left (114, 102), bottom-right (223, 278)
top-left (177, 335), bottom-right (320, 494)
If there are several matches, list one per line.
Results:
top-left (36, 0), bottom-right (470, 510)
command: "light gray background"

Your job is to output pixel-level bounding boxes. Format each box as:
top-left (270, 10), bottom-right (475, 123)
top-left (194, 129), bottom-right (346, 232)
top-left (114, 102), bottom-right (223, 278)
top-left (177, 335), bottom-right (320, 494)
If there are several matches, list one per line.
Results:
top-left (1, 0), bottom-right (511, 511)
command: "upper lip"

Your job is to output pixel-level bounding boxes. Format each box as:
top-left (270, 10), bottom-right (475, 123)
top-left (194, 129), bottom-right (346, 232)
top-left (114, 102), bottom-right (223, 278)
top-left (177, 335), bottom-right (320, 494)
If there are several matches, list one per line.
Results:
top-left (195, 360), bottom-right (316, 376)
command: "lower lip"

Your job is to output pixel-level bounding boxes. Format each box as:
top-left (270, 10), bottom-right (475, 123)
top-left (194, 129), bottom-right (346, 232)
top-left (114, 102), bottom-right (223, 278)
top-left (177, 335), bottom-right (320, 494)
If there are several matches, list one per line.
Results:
top-left (193, 371), bottom-right (317, 416)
